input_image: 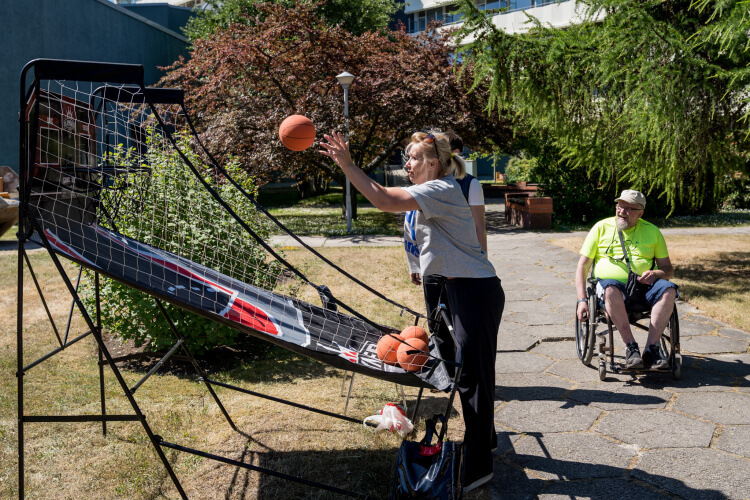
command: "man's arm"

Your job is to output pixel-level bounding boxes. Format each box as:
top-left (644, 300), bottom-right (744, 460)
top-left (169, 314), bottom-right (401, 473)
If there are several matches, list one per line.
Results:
top-left (639, 256), bottom-right (674, 284)
top-left (576, 255), bottom-right (593, 321)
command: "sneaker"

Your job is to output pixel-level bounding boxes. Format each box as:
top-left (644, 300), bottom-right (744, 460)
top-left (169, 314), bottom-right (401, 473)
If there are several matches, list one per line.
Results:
top-left (464, 472), bottom-right (493, 493)
top-left (644, 344), bottom-right (669, 370)
top-left (625, 342), bottom-right (643, 369)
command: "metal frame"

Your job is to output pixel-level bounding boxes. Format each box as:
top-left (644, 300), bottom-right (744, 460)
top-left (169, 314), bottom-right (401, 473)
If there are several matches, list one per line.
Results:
top-left (575, 271), bottom-right (681, 380)
top-left (16, 58), bottom-right (464, 499)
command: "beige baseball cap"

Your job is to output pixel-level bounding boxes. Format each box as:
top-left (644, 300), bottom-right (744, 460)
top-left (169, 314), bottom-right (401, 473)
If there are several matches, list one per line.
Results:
top-left (615, 189), bottom-right (646, 210)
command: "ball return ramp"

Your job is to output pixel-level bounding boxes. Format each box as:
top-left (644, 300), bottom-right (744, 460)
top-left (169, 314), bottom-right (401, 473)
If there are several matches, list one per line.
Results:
top-left (16, 59), bottom-right (461, 498)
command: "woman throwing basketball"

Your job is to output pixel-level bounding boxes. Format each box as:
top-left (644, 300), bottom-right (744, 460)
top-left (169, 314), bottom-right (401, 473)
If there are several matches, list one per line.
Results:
top-left (320, 130), bottom-right (504, 493)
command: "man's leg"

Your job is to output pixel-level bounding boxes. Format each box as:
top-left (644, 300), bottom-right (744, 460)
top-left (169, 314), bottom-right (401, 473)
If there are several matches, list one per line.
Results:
top-left (646, 287), bottom-right (677, 346)
top-left (643, 282), bottom-right (678, 369)
top-left (598, 280), bottom-right (643, 369)
top-left (602, 285), bottom-right (634, 344)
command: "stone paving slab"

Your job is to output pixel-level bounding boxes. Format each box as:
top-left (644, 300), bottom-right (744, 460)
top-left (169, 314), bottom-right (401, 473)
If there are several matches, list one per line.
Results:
top-left (684, 353), bottom-right (750, 377)
top-left (568, 382), bottom-right (671, 410)
top-left (503, 308), bottom-right (570, 326)
top-left (660, 364), bottom-right (746, 392)
top-left (497, 333), bottom-right (539, 352)
top-left (678, 317), bottom-right (723, 336)
top-left (520, 323), bottom-right (574, 341)
top-left (495, 400), bottom-right (602, 433)
top-left (633, 448), bottom-right (750, 499)
top-left (505, 432), bottom-right (636, 480)
top-left (672, 392), bottom-right (750, 424)
top-left (716, 327), bottom-right (750, 342)
top-left (496, 352), bottom-right (555, 374)
top-left (714, 425), bottom-right (750, 458)
top-left (545, 359), bottom-right (609, 383)
top-left (535, 478), bottom-right (670, 499)
top-left (596, 409), bottom-right (714, 448)
top-left (530, 339), bottom-right (579, 360)
top-left (681, 335), bottom-right (749, 354)
top-left (495, 372), bottom-right (574, 402)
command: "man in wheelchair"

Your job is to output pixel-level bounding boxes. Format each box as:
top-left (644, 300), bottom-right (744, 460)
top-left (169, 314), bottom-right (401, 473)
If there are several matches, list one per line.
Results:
top-left (575, 190), bottom-right (678, 370)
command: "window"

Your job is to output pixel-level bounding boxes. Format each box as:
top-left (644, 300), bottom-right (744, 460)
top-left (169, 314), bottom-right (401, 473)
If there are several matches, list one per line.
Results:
top-left (444, 3), bottom-right (461, 23)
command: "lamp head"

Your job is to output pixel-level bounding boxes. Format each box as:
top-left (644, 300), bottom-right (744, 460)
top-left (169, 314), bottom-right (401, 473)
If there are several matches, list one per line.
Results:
top-left (336, 71), bottom-right (355, 88)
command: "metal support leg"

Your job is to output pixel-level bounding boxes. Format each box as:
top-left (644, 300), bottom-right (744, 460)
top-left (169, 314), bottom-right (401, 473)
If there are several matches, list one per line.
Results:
top-left (96, 272), bottom-right (107, 435)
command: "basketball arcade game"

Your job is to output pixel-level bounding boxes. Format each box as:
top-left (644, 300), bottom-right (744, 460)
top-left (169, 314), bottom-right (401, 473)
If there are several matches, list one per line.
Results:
top-left (17, 59), bottom-right (462, 498)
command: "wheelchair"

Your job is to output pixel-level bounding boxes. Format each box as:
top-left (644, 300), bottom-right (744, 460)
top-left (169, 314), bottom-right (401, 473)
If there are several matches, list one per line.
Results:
top-left (575, 273), bottom-right (681, 380)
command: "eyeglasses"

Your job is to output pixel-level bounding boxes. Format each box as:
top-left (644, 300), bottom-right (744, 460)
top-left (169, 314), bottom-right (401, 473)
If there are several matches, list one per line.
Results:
top-left (616, 204), bottom-right (642, 213)
top-left (423, 133), bottom-right (440, 160)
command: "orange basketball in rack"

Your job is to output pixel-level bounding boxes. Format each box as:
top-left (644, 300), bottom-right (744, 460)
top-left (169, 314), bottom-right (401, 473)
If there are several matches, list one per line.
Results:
top-left (397, 338), bottom-right (429, 372)
top-left (377, 333), bottom-right (404, 366)
top-left (401, 325), bottom-right (428, 345)
top-left (279, 114), bottom-right (316, 151)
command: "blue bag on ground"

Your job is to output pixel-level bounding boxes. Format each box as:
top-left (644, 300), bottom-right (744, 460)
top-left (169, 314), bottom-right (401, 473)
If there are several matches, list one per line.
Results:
top-left (392, 414), bottom-right (463, 499)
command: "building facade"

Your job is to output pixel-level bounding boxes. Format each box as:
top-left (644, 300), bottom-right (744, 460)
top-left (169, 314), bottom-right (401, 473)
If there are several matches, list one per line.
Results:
top-left (403, 0), bottom-right (583, 35)
top-left (0, 0), bottom-right (194, 172)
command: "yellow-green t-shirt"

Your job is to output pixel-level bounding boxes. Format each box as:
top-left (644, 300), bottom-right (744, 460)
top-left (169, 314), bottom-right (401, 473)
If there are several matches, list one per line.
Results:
top-left (580, 217), bottom-right (669, 284)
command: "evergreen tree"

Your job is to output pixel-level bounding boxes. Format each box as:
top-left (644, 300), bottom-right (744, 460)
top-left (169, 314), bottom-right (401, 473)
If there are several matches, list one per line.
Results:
top-left (455, 0), bottom-right (750, 214)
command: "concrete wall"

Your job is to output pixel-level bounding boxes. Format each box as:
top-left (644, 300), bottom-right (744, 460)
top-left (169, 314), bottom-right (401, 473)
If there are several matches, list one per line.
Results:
top-left (0, 0), bottom-right (191, 172)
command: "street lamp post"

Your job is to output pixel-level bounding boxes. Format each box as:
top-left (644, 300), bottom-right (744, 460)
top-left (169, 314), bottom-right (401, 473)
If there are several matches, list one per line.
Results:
top-left (336, 71), bottom-right (355, 233)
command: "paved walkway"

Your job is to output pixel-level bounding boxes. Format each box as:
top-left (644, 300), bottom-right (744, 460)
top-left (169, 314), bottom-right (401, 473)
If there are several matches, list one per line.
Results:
top-left (273, 200), bottom-right (750, 499)
top-left (484, 225), bottom-right (750, 499)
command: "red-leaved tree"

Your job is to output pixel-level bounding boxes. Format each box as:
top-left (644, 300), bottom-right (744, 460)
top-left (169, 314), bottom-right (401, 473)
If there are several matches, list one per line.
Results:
top-left (161, 3), bottom-right (514, 214)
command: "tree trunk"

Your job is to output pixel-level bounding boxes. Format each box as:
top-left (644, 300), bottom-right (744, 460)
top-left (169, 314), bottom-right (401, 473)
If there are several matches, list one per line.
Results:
top-left (341, 183), bottom-right (358, 221)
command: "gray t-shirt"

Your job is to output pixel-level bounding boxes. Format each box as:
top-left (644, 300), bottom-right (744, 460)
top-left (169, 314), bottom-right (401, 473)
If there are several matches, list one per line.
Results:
top-left (403, 175), bottom-right (496, 278)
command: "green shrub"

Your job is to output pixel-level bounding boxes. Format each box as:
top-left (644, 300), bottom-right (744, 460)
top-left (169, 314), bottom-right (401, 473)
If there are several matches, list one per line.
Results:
top-left (515, 138), bottom-right (615, 226)
top-left (81, 132), bottom-right (281, 355)
top-left (721, 171), bottom-right (750, 209)
top-left (505, 155), bottom-right (540, 184)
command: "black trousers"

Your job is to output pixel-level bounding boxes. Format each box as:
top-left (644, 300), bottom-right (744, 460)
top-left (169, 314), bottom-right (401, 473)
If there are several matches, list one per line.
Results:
top-left (423, 275), bottom-right (505, 483)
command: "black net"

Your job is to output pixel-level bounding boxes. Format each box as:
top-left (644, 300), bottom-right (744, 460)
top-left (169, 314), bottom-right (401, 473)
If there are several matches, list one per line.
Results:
top-left (21, 65), bottom-right (450, 390)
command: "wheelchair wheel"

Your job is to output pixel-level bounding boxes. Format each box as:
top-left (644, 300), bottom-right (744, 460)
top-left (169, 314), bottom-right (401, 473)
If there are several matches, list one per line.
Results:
top-left (598, 358), bottom-right (607, 380)
top-left (658, 305), bottom-right (681, 380)
top-left (575, 286), bottom-right (597, 366)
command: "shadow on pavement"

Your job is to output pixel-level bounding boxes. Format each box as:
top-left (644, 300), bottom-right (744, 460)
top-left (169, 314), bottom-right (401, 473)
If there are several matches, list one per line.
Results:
top-left (492, 432), bottom-right (729, 499)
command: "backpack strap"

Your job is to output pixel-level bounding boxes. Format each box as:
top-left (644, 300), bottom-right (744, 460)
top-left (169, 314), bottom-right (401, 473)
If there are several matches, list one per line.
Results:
top-left (455, 174), bottom-right (475, 202)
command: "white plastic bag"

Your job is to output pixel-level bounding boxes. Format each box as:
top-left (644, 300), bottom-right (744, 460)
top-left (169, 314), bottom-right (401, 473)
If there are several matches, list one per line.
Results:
top-left (363, 403), bottom-right (414, 438)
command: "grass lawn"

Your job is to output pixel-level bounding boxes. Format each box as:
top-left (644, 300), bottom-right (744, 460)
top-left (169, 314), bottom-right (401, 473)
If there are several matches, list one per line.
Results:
top-left (0, 247), bottom-right (456, 499)
top-left (1, 223), bottom-right (17, 241)
top-left (547, 233), bottom-right (750, 333)
top-left (553, 209), bottom-right (750, 232)
top-left (258, 187), bottom-right (401, 236)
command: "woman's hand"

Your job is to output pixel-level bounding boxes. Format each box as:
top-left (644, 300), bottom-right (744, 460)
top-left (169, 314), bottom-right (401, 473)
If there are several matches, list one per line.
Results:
top-left (319, 131), bottom-right (355, 170)
top-left (410, 273), bottom-right (422, 286)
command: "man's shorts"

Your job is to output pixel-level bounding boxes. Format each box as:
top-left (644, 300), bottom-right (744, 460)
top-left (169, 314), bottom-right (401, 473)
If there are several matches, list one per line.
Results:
top-left (596, 278), bottom-right (679, 308)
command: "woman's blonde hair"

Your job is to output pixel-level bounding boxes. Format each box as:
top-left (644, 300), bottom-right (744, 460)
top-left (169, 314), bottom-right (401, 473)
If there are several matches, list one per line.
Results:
top-left (410, 131), bottom-right (467, 179)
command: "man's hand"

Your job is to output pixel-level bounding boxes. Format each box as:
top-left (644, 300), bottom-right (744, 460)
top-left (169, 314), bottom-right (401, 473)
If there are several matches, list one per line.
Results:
top-left (638, 270), bottom-right (662, 285)
top-left (577, 301), bottom-right (589, 321)
top-left (410, 272), bottom-right (422, 286)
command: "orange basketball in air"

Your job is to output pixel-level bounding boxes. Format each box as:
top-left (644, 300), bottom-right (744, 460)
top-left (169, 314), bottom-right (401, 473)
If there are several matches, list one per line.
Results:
top-left (397, 338), bottom-right (430, 372)
top-left (279, 114), bottom-right (316, 151)
top-left (401, 326), bottom-right (428, 345)
top-left (377, 333), bottom-right (404, 366)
